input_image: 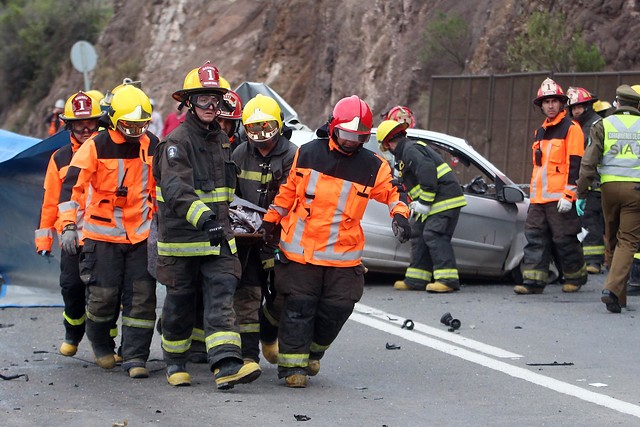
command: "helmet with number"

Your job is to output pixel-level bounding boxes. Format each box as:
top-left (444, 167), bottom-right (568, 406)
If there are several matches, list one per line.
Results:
top-left (242, 94), bottom-right (283, 146)
top-left (376, 119), bottom-right (409, 152)
top-left (60, 91), bottom-right (104, 121)
top-left (108, 85), bottom-right (152, 137)
top-left (172, 61), bottom-right (228, 103)
top-left (219, 90), bottom-right (243, 120)
top-left (566, 87), bottom-right (596, 107)
top-left (384, 105), bottom-right (416, 128)
top-left (533, 77), bottom-right (568, 107)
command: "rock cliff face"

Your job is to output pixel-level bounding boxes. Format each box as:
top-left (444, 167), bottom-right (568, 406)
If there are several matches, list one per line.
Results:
top-left (19, 0), bottom-right (640, 136)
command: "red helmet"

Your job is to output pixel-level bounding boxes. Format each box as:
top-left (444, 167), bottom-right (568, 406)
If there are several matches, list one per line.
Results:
top-left (566, 87), bottom-right (596, 107)
top-left (533, 78), bottom-right (568, 106)
top-left (329, 95), bottom-right (373, 138)
top-left (218, 90), bottom-right (242, 120)
top-left (384, 105), bottom-right (416, 128)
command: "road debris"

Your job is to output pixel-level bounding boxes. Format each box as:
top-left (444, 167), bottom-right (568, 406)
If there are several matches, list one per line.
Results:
top-left (401, 319), bottom-right (414, 330)
top-left (525, 362), bottom-right (574, 366)
top-left (385, 343), bottom-right (401, 350)
top-left (0, 373), bottom-right (28, 381)
top-left (440, 312), bottom-right (461, 330)
top-left (294, 414), bottom-right (311, 421)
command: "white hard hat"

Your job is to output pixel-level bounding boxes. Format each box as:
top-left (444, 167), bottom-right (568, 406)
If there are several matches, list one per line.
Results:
top-left (54, 99), bottom-right (65, 109)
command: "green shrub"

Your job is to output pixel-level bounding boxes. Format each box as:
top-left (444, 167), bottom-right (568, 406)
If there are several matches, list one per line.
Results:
top-left (422, 11), bottom-right (471, 72)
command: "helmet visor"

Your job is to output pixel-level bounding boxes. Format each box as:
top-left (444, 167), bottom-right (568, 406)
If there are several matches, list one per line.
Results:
top-left (117, 120), bottom-right (149, 137)
top-left (190, 94), bottom-right (221, 110)
top-left (70, 119), bottom-right (99, 135)
top-left (336, 128), bottom-right (370, 143)
top-left (244, 120), bottom-right (280, 142)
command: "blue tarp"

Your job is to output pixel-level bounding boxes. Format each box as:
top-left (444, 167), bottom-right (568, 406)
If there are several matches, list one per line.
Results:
top-left (0, 130), bottom-right (69, 307)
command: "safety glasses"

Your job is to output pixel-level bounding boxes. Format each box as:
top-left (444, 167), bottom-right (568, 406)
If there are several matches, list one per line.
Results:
top-left (244, 120), bottom-right (279, 142)
top-left (336, 128), bottom-right (370, 143)
top-left (70, 120), bottom-right (99, 134)
top-left (117, 120), bottom-right (150, 137)
top-left (190, 94), bottom-right (221, 110)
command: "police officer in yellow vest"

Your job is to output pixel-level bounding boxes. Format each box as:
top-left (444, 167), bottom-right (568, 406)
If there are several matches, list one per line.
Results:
top-left (576, 84), bottom-right (640, 313)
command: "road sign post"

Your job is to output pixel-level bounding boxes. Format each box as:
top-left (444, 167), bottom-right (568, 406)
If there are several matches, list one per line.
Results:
top-left (70, 41), bottom-right (98, 92)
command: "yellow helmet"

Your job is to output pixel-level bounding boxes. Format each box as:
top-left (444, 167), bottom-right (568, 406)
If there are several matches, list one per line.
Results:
top-left (60, 91), bottom-right (104, 121)
top-left (84, 90), bottom-right (105, 103)
top-left (108, 85), bottom-right (152, 137)
top-left (172, 61), bottom-right (228, 102)
top-left (219, 75), bottom-right (231, 90)
top-left (242, 94), bottom-right (283, 143)
top-left (375, 119), bottom-right (408, 152)
top-left (592, 100), bottom-right (612, 113)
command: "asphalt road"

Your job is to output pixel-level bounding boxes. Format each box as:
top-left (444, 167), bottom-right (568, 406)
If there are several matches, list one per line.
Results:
top-left (2, 272), bottom-right (640, 426)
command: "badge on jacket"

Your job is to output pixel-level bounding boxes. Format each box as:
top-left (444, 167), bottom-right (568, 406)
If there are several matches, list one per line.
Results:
top-left (167, 145), bottom-right (178, 160)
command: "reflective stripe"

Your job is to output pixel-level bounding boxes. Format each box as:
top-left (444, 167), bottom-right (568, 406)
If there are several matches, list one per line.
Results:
top-left (157, 238), bottom-right (237, 256)
top-left (162, 335), bottom-right (191, 354)
top-left (156, 186), bottom-right (165, 202)
top-left (195, 188), bottom-right (234, 203)
top-left (239, 323), bottom-right (260, 334)
top-left (84, 221), bottom-right (127, 238)
top-left (122, 316), bottom-right (155, 329)
top-left (63, 311), bottom-right (85, 326)
top-left (634, 252), bottom-right (640, 260)
top-left (277, 352), bottom-right (308, 368)
top-left (191, 327), bottom-right (205, 343)
top-left (564, 264), bottom-right (587, 279)
top-left (583, 245), bottom-right (605, 256)
top-left (59, 200), bottom-right (79, 213)
top-left (433, 268), bottom-right (459, 280)
top-left (530, 141), bottom-right (565, 200)
top-left (35, 228), bottom-right (54, 238)
top-left (262, 305), bottom-right (279, 327)
top-left (110, 327), bottom-right (118, 338)
top-left (436, 163), bottom-right (452, 179)
top-left (429, 195), bottom-right (467, 216)
top-left (310, 341), bottom-right (330, 353)
top-left (85, 308), bottom-right (115, 323)
top-left (186, 200), bottom-right (210, 227)
top-left (239, 169), bottom-right (273, 183)
top-left (205, 331), bottom-right (241, 352)
top-left (405, 267), bottom-right (432, 282)
top-left (522, 269), bottom-right (548, 282)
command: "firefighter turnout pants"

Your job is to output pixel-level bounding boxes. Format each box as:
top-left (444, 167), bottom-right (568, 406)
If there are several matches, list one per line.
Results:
top-left (522, 202), bottom-right (587, 288)
top-left (581, 190), bottom-right (605, 266)
top-left (404, 208), bottom-right (461, 290)
top-left (157, 241), bottom-right (243, 371)
top-left (275, 258), bottom-right (366, 378)
top-left (81, 239), bottom-right (156, 367)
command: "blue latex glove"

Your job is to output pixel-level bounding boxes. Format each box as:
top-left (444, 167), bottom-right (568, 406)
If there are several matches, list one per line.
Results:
top-left (576, 199), bottom-right (586, 217)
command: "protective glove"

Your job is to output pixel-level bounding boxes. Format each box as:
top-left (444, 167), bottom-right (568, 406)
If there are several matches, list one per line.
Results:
top-left (409, 201), bottom-right (431, 221)
top-left (392, 213), bottom-right (411, 243)
top-left (259, 220), bottom-right (280, 245)
top-left (576, 198), bottom-right (586, 217)
top-left (557, 198), bottom-right (572, 214)
top-left (203, 218), bottom-right (225, 246)
top-left (61, 225), bottom-right (79, 255)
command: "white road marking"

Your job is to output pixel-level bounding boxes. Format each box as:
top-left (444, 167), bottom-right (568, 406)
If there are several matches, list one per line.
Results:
top-left (350, 308), bottom-right (640, 419)
top-left (355, 303), bottom-right (523, 358)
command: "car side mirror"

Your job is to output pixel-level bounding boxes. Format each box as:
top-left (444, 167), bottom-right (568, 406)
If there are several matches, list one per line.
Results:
top-left (497, 185), bottom-right (525, 203)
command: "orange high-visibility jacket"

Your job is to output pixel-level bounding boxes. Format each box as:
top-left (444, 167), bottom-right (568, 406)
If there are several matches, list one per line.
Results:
top-left (263, 137), bottom-right (409, 267)
top-left (58, 129), bottom-right (157, 245)
top-left (34, 135), bottom-right (85, 252)
top-left (529, 110), bottom-right (584, 204)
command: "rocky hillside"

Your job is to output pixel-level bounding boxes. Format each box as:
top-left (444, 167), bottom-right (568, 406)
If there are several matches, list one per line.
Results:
top-left (14, 0), bottom-right (640, 137)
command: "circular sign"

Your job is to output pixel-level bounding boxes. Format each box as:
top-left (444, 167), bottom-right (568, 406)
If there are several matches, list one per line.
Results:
top-left (70, 41), bottom-right (97, 73)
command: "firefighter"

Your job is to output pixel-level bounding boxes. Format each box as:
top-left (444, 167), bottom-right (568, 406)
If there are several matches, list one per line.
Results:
top-left (217, 89), bottom-right (244, 151)
top-left (35, 91), bottom-right (122, 359)
top-left (593, 100), bottom-right (614, 118)
top-left (566, 87), bottom-right (605, 274)
top-left (376, 119), bottom-right (467, 292)
top-left (577, 84), bottom-right (640, 313)
top-left (232, 94), bottom-right (298, 365)
top-left (515, 78), bottom-right (587, 295)
top-left (45, 99), bottom-right (65, 136)
top-left (58, 84), bottom-right (158, 378)
top-left (261, 95), bottom-right (411, 388)
top-left (153, 61), bottom-right (261, 389)
top-left (381, 105), bottom-right (416, 128)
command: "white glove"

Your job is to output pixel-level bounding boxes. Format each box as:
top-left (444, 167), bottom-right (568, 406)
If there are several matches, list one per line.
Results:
top-left (409, 201), bottom-right (431, 221)
top-left (557, 198), bottom-right (572, 214)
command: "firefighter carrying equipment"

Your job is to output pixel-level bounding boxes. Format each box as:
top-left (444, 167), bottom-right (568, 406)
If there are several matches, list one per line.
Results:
top-left (529, 110), bottom-right (584, 204)
top-left (172, 61), bottom-right (228, 103)
top-left (262, 134), bottom-right (409, 268)
top-left (533, 78), bottom-right (568, 107)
